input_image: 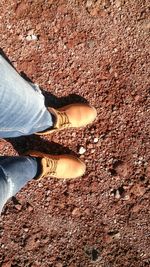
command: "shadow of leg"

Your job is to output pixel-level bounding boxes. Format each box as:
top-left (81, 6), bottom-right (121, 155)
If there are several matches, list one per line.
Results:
top-left (43, 90), bottom-right (88, 108)
top-left (7, 135), bottom-right (77, 157)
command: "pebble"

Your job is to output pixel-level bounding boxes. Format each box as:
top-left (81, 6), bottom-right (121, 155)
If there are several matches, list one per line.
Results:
top-left (46, 190), bottom-right (51, 196)
top-left (24, 228), bottom-right (29, 232)
top-left (26, 34), bottom-right (38, 41)
top-left (113, 232), bottom-right (121, 239)
top-left (115, 0), bottom-right (125, 8)
top-left (72, 207), bottom-right (81, 217)
top-left (123, 194), bottom-right (130, 200)
top-left (93, 137), bottom-right (99, 143)
top-left (14, 204), bottom-right (22, 210)
top-left (26, 35), bottom-right (32, 41)
top-left (27, 205), bottom-right (33, 212)
top-left (31, 34), bottom-right (38, 40)
top-left (84, 208), bottom-right (90, 215)
top-left (115, 190), bottom-right (121, 199)
top-left (86, 0), bottom-right (93, 8)
top-left (79, 146), bottom-right (86, 154)
top-left (72, 132), bottom-right (76, 137)
top-left (38, 183), bottom-right (43, 188)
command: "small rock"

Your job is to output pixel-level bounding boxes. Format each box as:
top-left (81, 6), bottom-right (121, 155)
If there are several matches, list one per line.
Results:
top-left (79, 146), bottom-right (86, 154)
top-left (31, 34), bottom-right (38, 40)
top-left (84, 208), bottom-right (90, 215)
top-left (86, 0), bottom-right (93, 8)
top-left (108, 230), bottom-right (120, 239)
top-left (102, 0), bottom-right (111, 9)
top-left (108, 66), bottom-right (113, 74)
top-left (115, 190), bottom-right (121, 199)
top-left (26, 35), bottom-right (32, 41)
top-left (38, 182), bottom-right (43, 188)
top-left (90, 7), bottom-right (99, 16)
top-left (87, 39), bottom-right (95, 48)
top-left (113, 232), bottom-right (121, 239)
top-left (93, 137), bottom-right (99, 143)
top-left (91, 148), bottom-right (95, 154)
top-left (113, 48), bottom-right (118, 52)
top-left (46, 190), bottom-right (51, 196)
top-left (27, 205), bottom-right (33, 212)
top-left (72, 132), bottom-right (76, 137)
top-left (123, 194), bottom-right (130, 200)
top-left (115, 0), bottom-right (124, 8)
top-left (14, 204), bottom-right (22, 210)
top-left (46, 196), bottom-right (51, 202)
top-left (26, 34), bottom-right (38, 41)
top-left (72, 207), bottom-right (81, 217)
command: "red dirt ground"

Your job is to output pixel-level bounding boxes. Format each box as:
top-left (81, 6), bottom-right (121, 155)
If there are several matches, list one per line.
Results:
top-left (0, 0), bottom-right (150, 266)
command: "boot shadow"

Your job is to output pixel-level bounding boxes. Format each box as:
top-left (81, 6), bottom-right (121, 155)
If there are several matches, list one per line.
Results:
top-left (42, 90), bottom-right (88, 108)
top-left (7, 135), bottom-right (77, 157)
top-left (0, 48), bottom-right (88, 108)
top-left (21, 70), bottom-right (88, 108)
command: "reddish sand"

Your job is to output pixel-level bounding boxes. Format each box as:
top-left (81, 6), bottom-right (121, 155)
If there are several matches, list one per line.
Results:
top-left (0, 1), bottom-right (149, 266)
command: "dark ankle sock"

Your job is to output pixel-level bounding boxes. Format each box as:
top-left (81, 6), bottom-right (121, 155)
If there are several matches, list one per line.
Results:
top-left (33, 157), bottom-right (42, 179)
top-left (51, 113), bottom-right (56, 127)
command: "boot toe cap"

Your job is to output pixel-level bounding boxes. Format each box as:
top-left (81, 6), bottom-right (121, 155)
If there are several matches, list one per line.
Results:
top-left (87, 106), bottom-right (97, 124)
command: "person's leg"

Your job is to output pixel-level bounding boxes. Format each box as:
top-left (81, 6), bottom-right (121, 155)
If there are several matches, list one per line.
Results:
top-left (0, 152), bottom-right (85, 213)
top-left (0, 55), bottom-right (53, 138)
top-left (0, 156), bottom-right (38, 213)
top-left (0, 55), bottom-right (97, 138)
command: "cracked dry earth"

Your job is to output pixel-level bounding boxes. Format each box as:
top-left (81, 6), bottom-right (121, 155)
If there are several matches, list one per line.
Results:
top-left (0, 0), bottom-right (150, 267)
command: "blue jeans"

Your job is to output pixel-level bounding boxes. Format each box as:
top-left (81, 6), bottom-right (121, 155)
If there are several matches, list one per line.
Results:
top-left (0, 156), bottom-right (38, 213)
top-left (0, 55), bottom-right (53, 213)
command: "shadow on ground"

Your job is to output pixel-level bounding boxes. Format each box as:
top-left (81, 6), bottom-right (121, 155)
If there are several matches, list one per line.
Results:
top-left (1, 48), bottom-right (87, 156)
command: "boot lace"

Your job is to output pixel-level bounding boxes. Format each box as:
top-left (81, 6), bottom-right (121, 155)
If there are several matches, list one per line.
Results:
top-left (46, 158), bottom-right (58, 176)
top-left (57, 111), bottom-right (71, 128)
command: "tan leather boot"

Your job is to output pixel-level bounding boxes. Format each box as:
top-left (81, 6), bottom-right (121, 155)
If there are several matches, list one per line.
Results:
top-left (27, 151), bottom-right (86, 179)
top-left (36, 103), bottom-right (97, 135)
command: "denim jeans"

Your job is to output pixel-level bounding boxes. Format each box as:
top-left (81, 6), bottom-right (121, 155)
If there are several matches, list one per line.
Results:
top-left (0, 156), bottom-right (38, 213)
top-left (0, 55), bottom-right (53, 138)
top-left (0, 55), bottom-right (53, 213)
